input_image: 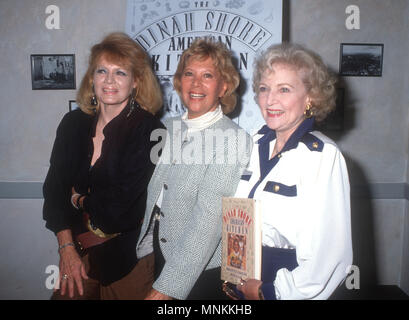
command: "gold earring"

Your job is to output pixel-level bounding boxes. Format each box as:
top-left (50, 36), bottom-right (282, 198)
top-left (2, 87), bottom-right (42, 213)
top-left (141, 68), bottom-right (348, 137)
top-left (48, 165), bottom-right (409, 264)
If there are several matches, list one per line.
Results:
top-left (304, 101), bottom-right (313, 118)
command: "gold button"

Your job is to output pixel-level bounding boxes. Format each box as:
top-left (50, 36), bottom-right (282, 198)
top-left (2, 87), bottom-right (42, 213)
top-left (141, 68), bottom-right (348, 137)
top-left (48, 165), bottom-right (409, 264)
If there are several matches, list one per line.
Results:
top-left (277, 153), bottom-right (282, 158)
top-left (274, 185), bottom-right (280, 192)
top-left (312, 142), bottom-right (319, 149)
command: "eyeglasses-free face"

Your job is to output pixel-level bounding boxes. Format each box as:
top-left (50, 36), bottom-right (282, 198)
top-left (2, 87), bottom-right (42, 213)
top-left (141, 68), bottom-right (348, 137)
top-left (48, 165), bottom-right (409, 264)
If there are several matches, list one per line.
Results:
top-left (180, 56), bottom-right (227, 119)
top-left (257, 63), bottom-right (310, 142)
top-left (92, 55), bottom-right (136, 110)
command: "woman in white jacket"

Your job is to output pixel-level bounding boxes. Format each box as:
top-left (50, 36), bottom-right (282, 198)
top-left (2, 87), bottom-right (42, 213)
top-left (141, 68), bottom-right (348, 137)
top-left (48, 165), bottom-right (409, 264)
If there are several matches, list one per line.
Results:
top-left (232, 43), bottom-right (352, 300)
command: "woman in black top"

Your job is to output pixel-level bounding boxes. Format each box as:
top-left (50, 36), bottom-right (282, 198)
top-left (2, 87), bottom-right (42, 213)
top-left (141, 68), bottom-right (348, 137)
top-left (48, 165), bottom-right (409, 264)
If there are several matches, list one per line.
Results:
top-left (43, 32), bottom-right (164, 299)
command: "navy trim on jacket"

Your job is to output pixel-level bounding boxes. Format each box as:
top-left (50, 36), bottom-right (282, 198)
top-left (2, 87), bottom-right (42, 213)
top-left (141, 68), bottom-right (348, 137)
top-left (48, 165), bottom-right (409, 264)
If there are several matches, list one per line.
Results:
top-left (248, 117), bottom-right (316, 198)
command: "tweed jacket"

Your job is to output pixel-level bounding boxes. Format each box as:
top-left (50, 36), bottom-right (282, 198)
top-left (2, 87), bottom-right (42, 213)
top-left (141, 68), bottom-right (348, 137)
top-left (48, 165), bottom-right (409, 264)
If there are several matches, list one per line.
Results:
top-left (137, 115), bottom-right (252, 299)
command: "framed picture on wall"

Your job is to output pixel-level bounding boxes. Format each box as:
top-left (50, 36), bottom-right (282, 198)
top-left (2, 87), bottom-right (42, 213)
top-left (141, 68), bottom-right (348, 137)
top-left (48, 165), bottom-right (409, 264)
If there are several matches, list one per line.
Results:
top-left (339, 43), bottom-right (383, 77)
top-left (69, 100), bottom-right (79, 112)
top-left (31, 54), bottom-right (76, 89)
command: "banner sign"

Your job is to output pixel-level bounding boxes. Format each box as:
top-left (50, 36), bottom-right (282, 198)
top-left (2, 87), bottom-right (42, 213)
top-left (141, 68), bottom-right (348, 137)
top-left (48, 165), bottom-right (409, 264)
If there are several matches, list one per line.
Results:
top-left (126, 0), bottom-right (282, 134)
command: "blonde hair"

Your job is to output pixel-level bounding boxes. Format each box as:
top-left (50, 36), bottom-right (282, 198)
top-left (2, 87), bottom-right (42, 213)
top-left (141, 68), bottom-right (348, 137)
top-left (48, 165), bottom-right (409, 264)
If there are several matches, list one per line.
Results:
top-left (173, 38), bottom-right (240, 115)
top-left (77, 32), bottom-right (162, 115)
top-left (253, 42), bottom-right (337, 122)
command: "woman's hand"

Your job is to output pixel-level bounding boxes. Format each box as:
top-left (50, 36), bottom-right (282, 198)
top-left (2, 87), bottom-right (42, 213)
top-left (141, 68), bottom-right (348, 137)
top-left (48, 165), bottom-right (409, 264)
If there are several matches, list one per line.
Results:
top-left (236, 278), bottom-right (263, 300)
top-left (71, 187), bottom-right (80, 208)
top-left (58, 246), bottom-right (88, 298)
top-left (56, 229), bottom-right (88, 298)
top-left (71, 187), bottom-right (79, 200)
top-left (144, 288), bottom-right (173, 300)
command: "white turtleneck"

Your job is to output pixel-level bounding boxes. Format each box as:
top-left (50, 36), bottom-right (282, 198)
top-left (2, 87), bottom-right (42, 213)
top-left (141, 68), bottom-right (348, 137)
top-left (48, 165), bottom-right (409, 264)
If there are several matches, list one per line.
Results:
top-left (181, 105), bottom-right (223, 133)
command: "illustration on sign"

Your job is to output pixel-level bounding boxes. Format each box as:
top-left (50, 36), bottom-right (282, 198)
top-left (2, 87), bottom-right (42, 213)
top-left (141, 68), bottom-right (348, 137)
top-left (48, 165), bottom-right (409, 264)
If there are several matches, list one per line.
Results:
top-left (126, 0), bottom-right (282, 134)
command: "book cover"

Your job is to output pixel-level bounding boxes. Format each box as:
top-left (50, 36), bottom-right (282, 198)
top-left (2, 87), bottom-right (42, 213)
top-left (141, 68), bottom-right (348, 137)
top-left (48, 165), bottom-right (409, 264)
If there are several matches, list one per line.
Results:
top-left (221, 197), bottom-right (262, 284)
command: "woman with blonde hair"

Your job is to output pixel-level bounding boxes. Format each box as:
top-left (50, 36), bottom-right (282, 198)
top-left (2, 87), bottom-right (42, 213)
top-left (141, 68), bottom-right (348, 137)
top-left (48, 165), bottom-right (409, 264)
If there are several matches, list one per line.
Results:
top-left (137, 38), bottom-right (252, 300)
top-left (229, 43), bottom-right (352, 300)
top-left (43, 32), bottom-right (164, 299)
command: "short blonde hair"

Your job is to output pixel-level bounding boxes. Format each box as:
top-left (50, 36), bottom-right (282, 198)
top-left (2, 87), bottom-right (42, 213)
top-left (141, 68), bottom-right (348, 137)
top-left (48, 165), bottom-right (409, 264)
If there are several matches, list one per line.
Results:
top-left (77, 32), bottom-right (162, 115)
top-left (253, 42), bottom-right (337, 122)
top-left (173, 38), bottom-right (240, 115)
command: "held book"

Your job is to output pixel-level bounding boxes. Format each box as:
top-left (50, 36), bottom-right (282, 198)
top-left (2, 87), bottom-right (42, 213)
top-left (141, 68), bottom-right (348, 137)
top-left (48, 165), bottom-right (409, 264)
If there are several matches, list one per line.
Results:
top-left (221, 197), bottom-right (262, 284)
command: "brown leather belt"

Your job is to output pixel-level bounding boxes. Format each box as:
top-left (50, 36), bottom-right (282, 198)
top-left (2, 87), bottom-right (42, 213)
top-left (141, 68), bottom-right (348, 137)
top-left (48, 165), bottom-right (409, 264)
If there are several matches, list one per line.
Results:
top-left (74, 212), bottom-right (119, 250)
top-left (74, 231), bottom-right (113, 250)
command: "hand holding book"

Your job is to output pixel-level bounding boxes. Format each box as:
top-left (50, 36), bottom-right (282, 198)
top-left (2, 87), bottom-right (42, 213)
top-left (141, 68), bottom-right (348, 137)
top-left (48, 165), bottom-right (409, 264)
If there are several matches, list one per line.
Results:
top-left (222, 279), bottom-right (264, 300)
top-left (236, 278), bottom-right (264, 300)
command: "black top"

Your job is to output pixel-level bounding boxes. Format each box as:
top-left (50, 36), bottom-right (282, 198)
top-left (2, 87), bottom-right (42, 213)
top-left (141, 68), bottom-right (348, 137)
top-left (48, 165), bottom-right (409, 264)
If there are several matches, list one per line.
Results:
top-left (43, 103), bottom-right (165, 285)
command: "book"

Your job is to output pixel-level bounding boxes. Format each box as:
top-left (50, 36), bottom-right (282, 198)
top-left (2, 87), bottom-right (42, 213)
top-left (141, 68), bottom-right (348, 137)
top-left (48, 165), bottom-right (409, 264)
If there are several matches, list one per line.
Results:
top-left (221, 197), bottom-right (262, 284)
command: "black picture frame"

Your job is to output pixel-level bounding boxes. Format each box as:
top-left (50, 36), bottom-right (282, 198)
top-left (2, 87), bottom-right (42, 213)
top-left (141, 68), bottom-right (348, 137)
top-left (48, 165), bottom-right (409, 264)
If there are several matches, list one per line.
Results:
top-left (339, 43), bottom-right (383, 77)
top-left (31, 54), bottom-right (76, 89)
top-left (69, 100), bottom-right (79, 112)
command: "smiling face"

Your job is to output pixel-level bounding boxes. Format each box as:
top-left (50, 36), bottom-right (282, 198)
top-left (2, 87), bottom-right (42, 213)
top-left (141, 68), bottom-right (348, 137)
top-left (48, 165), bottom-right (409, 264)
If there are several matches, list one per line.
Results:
top-left (92, 55), bottom-right (136, 110)
top-left (257, 63), bottom-right (310, 142)
top-left (180, 56), bottom-right (227, 119)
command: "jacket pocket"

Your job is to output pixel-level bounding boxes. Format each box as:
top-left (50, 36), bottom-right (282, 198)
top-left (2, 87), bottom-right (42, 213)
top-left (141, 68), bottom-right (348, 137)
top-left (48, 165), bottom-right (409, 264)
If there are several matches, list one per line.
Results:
top-left (263, 181), bottom-right (297, 197)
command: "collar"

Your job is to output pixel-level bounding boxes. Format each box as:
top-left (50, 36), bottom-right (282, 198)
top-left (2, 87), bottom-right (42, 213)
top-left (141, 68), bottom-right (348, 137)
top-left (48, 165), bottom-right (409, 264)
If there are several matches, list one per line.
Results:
top-left (247, 117), bottom-right (315, 197)
top-left (256, 117), bottom-right (315, 153)
top-left (181, 105), bottom-right (223, 133)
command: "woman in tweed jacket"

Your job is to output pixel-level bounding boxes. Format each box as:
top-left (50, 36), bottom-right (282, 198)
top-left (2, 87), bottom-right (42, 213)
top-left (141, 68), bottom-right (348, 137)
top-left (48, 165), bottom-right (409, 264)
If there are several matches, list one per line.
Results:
top-left (136, 38), bottom-right (252, 300)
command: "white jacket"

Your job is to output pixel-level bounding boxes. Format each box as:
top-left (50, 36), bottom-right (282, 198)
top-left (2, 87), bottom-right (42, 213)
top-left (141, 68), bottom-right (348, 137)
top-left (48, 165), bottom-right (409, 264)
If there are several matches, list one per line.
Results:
top-left (234, 118), bottom-right (353, 300)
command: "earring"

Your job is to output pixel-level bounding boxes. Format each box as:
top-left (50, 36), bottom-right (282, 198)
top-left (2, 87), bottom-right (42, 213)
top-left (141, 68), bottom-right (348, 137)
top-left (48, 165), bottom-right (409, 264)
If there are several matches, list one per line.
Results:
top-left (90, 95), bottom-right (98, 106)
top-left (130, 87), bottom-right (139, 107)
top-left (90, 84), bottom-right (98, 106)
top-left (304, 101), bottom-right (313, 118)
top-left (127, 87), bottom-right (139, 117)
